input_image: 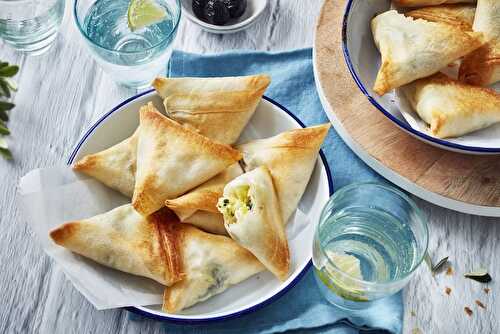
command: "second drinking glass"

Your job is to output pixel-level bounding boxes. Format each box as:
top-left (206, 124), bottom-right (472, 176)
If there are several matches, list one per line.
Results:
top-left (74, 0), bottom-right (181, 88)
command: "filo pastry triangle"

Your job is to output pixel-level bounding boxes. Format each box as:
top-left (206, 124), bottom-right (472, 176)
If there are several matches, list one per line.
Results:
top-left (132, 103), bottom-right (242, 216)
top-left (153, 75), bottom-right (271, 144)
top-left (162, 223), bottom-right (265, 313)
top-left (459, 0), bottom-right (500, 86)
top-left (393, 0), bottom-right (476, 7)
top-left (165, 163), bottom-right (243, 235)
top-left (401, 72), bottom-right (500, 138)
top-left (217, 166), bottom-right (290, 281)
top-left (237, 124), bottom-right (330, 224)
top-left (49, 205), bottom-right (184, 286)
top-left (72, 128), bottom-right (139, 198)
top-left (371, 10), bottom-right (485, 95)
top-left (405, 4), bottom-right (476, 31)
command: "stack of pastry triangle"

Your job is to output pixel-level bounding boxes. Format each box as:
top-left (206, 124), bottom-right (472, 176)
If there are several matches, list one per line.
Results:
top-left (393, 0), bottom-right (477, 7)
top-left (401, 72), bottom-right (500, 138)
top-left (217, 166), bottom-right (290, 281)
top-left (459, 0), bottom-right (500, 86)
top-left (371, 10), bottom-right (485, 95)
top-left (73, 75), bottom-right (269, 198)
top-left (238, 124), bottom-right (331, 223)
top-left (49, 205), bottom-right (184, 286)
top-left (405, 4), bottom-right (476, 31)
top-left (132, 103), bottom-right (241, 216)
top-left (49, 204), bottom-right (265, 313)
top-left (73, 128), bottom-right (139, 198)
top-left (153, 74), bottom-right (270, 144)
top-left (162, 223), bottom-right (265, 313)
top-left (165, 162), bottom-right (243, 235)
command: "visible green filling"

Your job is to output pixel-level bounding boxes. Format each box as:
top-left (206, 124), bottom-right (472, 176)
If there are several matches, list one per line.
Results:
top-left (217, 185), bottom-right (252, 224)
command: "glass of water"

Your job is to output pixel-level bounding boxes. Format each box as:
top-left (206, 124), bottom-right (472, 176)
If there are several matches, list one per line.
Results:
top-left (0, 0), bottom-right (65, 55)
top-left (312, 182), bottom-right (428, 310)
top-left (74, 0), bottom-right (181, 88)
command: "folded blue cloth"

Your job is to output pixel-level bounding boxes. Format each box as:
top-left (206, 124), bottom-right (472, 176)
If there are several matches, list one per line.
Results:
top-left (133, 48), bottom-right (402, 334)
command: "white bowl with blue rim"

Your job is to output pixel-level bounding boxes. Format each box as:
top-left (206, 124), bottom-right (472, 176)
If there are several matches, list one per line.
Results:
top-left (342, 0), bottom-right (500, 155)
top-left (68, 89), bottom-right (333, 322)
top-left (180, 0), bottom-right (268, 34)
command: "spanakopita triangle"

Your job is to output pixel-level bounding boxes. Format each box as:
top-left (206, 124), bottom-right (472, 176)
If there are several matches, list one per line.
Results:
top-left (218, 166), bottom-right (290, 281)
top-left (459, 0), bottom-right (500, 86)
top-left (405, 4), bottom-right (476, 31)
top-left (162, 223), bottom-right (265, 313)
top-left (132, 103), bottom-right (242, 216)
top-left (73, 128), bottom-right (139, 198)
top-left (371, 10), bottom-right (485, 95)
top-left (153, 74), bottom-right (270, 144)
top-left (50, 205), bottom-right (184, 286)
top-left (401, 72), bottom-right (500, 138)
top-left (237, 124), bottom-right (330, 224)
top-left (393, 0), bottom-right (476, 7)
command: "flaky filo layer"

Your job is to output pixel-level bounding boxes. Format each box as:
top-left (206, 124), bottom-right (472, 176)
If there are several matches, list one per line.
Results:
top-left (49, 205), bottom-right (185, 286)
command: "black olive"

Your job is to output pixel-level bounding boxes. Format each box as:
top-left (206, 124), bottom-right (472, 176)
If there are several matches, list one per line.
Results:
top-left (192, 0), bottom-right (207, 19)
top-left (223, 0), bottom-right (246, 19)
top-left (204, 0), bottom-right (231, 25)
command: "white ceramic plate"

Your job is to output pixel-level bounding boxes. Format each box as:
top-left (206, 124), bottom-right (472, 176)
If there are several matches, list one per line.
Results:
top-left (342, 0), bottom-right (500, 155)
top-left (181, 0), bottom-right (268, 34)
top-left (68, 90), bottom-right (333, 322)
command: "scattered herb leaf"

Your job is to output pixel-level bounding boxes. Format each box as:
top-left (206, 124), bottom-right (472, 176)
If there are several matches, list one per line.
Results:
top-left (0, 79), bottom-right (10, 98)
top-left (0, 109), bottom-right (8, 122)
top-left (432, 256), bottom-right (449, 273)
top-left (464, 307), bottom-right (473, 316)
top-left (475, 300), bottom-right (486, 309)
top-left (0, 101), bottom-right (14, 111)
top-left (0, 65), bottom-right (19, 77)
top-left (445, 287), bottom-right (451, 295)
top-left (0, 120), bottom-right (10, 135)
top-left (0, 137), bottom-right (12, 160)
top-left (464, 269), bottom-right (492, 283)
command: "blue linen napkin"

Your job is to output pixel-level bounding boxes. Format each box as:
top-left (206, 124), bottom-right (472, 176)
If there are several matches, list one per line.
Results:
top-left (142, 48), bottom-right (403, 334)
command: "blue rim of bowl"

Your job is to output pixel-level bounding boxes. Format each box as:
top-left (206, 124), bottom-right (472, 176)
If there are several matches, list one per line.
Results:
top-left (73, 0), bottom-right (182, 54)
top-left (67, 90), bottom-right (334, 323)
top-left (341, 0), bottom-right (500, 154)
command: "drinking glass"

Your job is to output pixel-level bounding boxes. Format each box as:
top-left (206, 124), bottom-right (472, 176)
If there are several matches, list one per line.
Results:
top-left (0, 0), bottom-right (65, 55)
top-left (312, 182), bottom-right (428, 310)
top-left (74, 0), bottom-right (181, 88)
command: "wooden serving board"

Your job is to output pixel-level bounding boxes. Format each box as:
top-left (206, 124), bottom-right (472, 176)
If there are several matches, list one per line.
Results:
top-left (313, 0), bottom-right (500, 217)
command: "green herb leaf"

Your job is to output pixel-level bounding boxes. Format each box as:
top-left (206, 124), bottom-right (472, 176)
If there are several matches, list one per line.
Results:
top-left (4, 78), bottom-right (17, 92)
top-left (464, 269), bottom-right (492, 283)
top-left (0, 137), bottom-right (12, 160)
top-left (432, 256), bottom-right (449, 273)
top-left (0, 120), bottom-right (9, 135)
top-left (0, 109), bottom-right (8, 122)
top-left (0, 62), bottom-right (8, 69)
top-left (0, 79), bottom-right (11, 98)
top-left (0, 101), bottom-right (15, 111)
top-left (0, 65), bottom-right (19, 77)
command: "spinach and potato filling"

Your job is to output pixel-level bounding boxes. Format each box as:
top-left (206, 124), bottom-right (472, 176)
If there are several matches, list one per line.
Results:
top-left (217, 185), bottom-right (253, 224)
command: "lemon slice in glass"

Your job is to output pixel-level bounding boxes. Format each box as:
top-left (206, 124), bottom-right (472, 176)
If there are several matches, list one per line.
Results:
top-left (319, 250), bottom-right (368, 302)
top-left (128, 0), bottom-right (168, 32)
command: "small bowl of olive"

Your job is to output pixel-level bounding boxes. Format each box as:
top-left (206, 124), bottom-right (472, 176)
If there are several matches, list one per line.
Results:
top-left (181, 0), bottom-right (268, 34)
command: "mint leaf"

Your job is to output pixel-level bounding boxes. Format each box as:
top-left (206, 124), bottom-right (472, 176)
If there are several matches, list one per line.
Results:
top-left (0, 65), bottom-right (19, 77)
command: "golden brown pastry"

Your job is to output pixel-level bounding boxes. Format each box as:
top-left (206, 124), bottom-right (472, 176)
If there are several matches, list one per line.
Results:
top-left (237, 124), bottom-right (330, 224)
top-left (49, 205), bottom-right (184, 286)
top-left (153, 75), bottom-right (270, 144)
top-left (165, 162), bottom-right (243, 235)
top-left (401, 73), bottom-right (500, 138)
top-left (459, 0), bottom-right (500, 86)
top-left (72, 128), bottom-right (138, 197)
top-left (217, 166), bottom-right (290, 281)
top-left (394, 0), bottom-right (476, 7)
top-left (405, 4), bottom-right (476, 31)
top-left (162, 223), bottom-right (265, 313)
top-left (371, 10), bottom-right (485, 95)
top-left (132, 103), bottom-right (242, 216)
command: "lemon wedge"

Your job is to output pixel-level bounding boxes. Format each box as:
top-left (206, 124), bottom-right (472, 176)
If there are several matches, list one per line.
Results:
top-left (127, 0), bottom-right (167, 31)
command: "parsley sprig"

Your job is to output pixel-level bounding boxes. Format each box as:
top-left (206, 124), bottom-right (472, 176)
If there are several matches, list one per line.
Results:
top-left (0, 61), bottom-right (19, 160)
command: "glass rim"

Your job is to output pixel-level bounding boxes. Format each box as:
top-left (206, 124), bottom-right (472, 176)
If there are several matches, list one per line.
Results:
top-left (317, 181), bottom-right (429, 288)
top-left (73, 0), bottom-right (181, 55)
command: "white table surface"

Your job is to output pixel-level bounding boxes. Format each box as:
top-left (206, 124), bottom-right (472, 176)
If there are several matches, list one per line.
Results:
top-left (0, 1), bottom-right (498, 333)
